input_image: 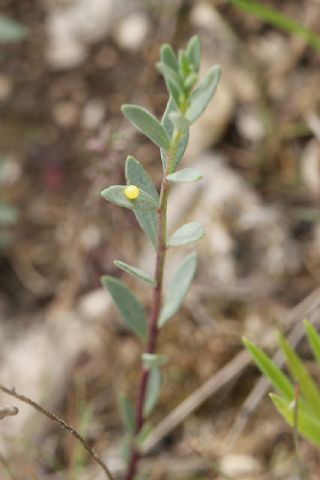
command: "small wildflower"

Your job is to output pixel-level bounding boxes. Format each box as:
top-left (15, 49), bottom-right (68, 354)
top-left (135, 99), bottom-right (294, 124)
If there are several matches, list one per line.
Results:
top-left (124, 185), bottom-right (140, 200)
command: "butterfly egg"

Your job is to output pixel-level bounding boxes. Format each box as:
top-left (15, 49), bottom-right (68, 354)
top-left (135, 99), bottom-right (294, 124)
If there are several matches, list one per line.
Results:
top-left (124, 185), bottom-right (140, 200)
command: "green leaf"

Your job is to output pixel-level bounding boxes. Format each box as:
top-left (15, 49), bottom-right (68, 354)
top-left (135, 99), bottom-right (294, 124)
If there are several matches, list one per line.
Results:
top-left (229, 0), bottom-right (320, 53)
top-left (158, 251), bottom-right (198, 327)
top-left (101, 185), bottom-right (157, 211)
top-left (0, 15), bottom-right (27, 43)
top-left (123, 159), bottom-right (158, 246)
top-left (185, 35), bottom-right (201, 73)
top-left (167, 168), bottom-right (203, 183)
top-left (161, 98), bottom-right (189, 169)
top-left (243, 337), bottom-right (294, 401)
top-left (160, 44), bottom-right (179, 72)
top-left (122, 104), bottom-right (170, 150)
top-left (270, 393), bottom-right (320, 448)
top-left (0, 203), bottom-right (18, 226)
top-left (168, 221), bottom-right (204, 247)
top-left (178, 51), bottom-right (192, 77)
top-left (304, 320), bottom-right (320, 366)
top-left (186, 65), bottom-right (221, 123)
top-left (278, 333), bottom-right (320, 418)
top-left (135, 421), bottom-right (153, 447)
top-left (118, 395), bottom-right (135, 435)
top-left (143, 367), bottom-right (161, 417)
top-left (168, 111), bottom-right (189, 130)
top-left (125, 156), bottom-right (159, 202)
top-left (101, 276), bottom-right (147, 342)
top-left (142, 353), bottom-right (168, 370)
top-left (114, 260), bottom-right (156, 286)
top-left (157, 62), bottom-right (184, 109)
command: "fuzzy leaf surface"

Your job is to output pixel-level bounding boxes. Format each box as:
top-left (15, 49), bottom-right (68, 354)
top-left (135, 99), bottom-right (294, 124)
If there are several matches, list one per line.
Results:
top-left (101, 185), bottom-right (157, 211)
top-left (160, 44), bottom-right (179, 72)
top-left (118, 395), bottom-right (135, 435)
top-left (167, 168), bottom-right (203, 183)
top-left (125, 156), bottom-right (159, 202)
top-left (186, 65), bottom-right (221, 123)
top-left (101, 276), bottom-right (147, 342)
top-left (161, 98), bottom-right (189, 170)
top-left (114, 260), bottom-right (155, 286)
top-left (122, 105), bottom-right (170, 150)
top-left (168, 221), bottom-right (204, 247)
top-left (142, 353), bottom-right (168, 370)
top-left (143, 367), bottom-right (161, 417)
top-left (158, 251), bottom-right (198, 327)
top-left (185, 35), bottom-right (201, 73)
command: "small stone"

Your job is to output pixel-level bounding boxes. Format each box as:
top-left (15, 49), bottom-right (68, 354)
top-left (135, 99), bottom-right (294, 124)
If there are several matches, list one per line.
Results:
top-left (113, 11), bottom-right (150, 51)
top-left (81, 99), bottom-right (105, 130)
top-left (52, 101), bottom-right (79, 128)
top-left (219, 453), bottom-right (262, 477)
top-left (78, 289), bottom-right (110, 321)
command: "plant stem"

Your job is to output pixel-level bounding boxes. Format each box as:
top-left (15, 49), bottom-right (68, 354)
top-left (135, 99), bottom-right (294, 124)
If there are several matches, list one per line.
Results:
top-left (124, 130), bottom-right (181, 480)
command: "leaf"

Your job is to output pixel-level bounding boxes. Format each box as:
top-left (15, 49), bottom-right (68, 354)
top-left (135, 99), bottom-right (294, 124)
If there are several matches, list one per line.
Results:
top-left (229, 0), bottom-right (320, 53)
top-left (122, 104), bottom-right (170, 150)
top-left (125, 156), bottom-right (159, 202)
top-left (114, 260), bottom-right (155, 286)
top-left (101, 185), bottom-right (157, 211)
top-left (142, 353), bottom-right (168, 370)
top-left (167, 168), bottom-right (203, 183)
top-left (158, 251), bottom-right (198, 327)
top-left (101, 276), bottom-right (147, 342)
top-left (143, 367), bottom-right (161, 417)
top-left (270, 393), bottom-right (320, 448)
top-left (124, 159), bottom-right (158, 246)
top-left (278, 333), bottom-right (320, 419)
top-left (161, 98), bottom-right (189, 169)
top-left (185, 35), bottom-right (201, 73)
top-left (0, 15), bottom-right (27, 43)
top-left (168, 222), bottom-right (204, 247)
top-left (169, 111), bottom-right (189, 130)
top-left (118, 395), bottom-right (135, 435)
top-left (157, 62), bottom-right (183, 108)
top-left (186, 65), bottom-right (221, 124)
top-left (135, 421), bottom-right (153, 447)
top-left (160, 44), bottom-right (179, 72)
top-left (304, 320), bottom-right (320, 366)
top-left (243, 337), bottom-right (294, 401)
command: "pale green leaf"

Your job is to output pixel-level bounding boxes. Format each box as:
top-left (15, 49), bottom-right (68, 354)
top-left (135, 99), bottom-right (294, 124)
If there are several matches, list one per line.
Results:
top-left (142, 353), bottom-right (168, 370)
top-left (122, 104), bottom-right (170, 150)
top-left (135, 421), bottom-right (153, 447)
top-left (167, 168), bottom-right (203, 183)
top-left (101, 185), bottom-right (157, 211)
top-left (114, 260), bottom-right (155, 286)
top-left (168, 222), bottom-right (204, 247)
top-left (243, 337), bottom-right (294, 401)
top-left (117, 395), bottom-right (135, 435)
top-left (186, 65), bottom-right (221, 123)
top-left (278, 333), bottom-right (320, 419)
top-left (304, 320), bottom-right (320, 366)
top-left (125, 156), bottom-right (159, 202)
top-left (168, 111), bottom-right (189, 130)
top-left (101, 276), bottom-right (147, 342)
top-left (270, 393), bottom-right (320, 448)
top-left (158, 251), bottom-right (198, 327)
top-left (160, 44), bottom-right (179, 72)
top-left (161, 98), bottom-right (189, 169)
top-left (185, 35), bottom-right (201, 73)
top-left (0, 15), bottom-right (27, 43)
top-left (143, 367), bottom-right (161, 417)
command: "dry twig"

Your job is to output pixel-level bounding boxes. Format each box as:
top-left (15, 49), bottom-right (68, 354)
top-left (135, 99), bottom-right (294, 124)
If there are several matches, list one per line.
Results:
top-left (0, 384), bottom-right (115, 480)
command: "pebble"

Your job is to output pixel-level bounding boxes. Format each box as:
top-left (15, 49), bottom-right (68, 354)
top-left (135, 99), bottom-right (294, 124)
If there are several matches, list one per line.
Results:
top-left (113, 11), bottom-right (150, 51)
top-left (219, 453), bottom-right (262, 477)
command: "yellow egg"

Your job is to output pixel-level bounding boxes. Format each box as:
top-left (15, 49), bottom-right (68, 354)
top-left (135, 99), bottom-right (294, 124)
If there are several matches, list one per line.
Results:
top-left (124, 185), bottom-right (140, 200)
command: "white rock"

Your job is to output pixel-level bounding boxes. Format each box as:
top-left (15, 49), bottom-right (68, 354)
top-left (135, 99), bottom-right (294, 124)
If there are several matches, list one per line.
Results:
top-left (301, 138), bottom-right (320, 198)
top-left (113, 11), bottom-right (150, 51)
top-left (78, 288), bottom-right (111, 321)
top-left (81, 99), bottom-right (105, 130)
top-left (220, 453), bottom-right (262, 477)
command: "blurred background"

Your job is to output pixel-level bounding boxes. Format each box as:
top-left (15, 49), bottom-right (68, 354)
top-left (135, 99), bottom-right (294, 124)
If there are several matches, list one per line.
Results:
top-left (1, 0), bottom-right (320, 478)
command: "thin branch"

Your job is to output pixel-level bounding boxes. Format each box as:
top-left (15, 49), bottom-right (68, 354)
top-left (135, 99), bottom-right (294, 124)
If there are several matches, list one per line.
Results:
top-left (0, 384), bottom-right (115, 480)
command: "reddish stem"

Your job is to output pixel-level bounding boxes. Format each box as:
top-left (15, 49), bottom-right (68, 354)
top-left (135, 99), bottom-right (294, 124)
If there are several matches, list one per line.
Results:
top-left (124, 176), bottom-right (169, 480)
